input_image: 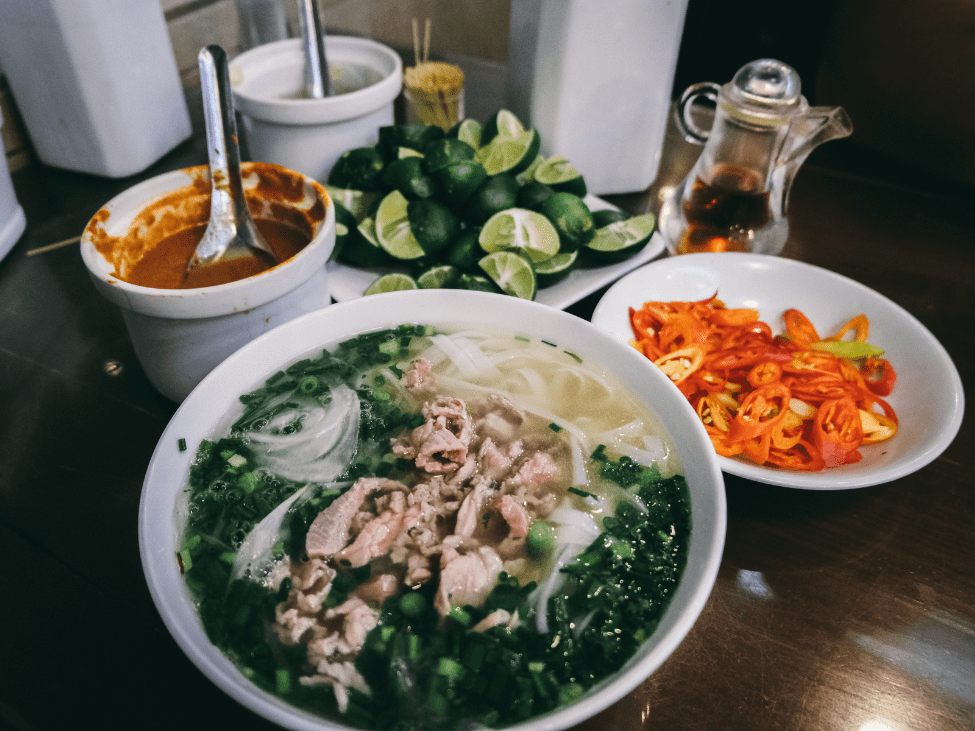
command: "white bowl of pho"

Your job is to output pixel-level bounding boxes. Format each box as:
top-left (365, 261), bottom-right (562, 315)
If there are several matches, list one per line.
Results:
top-left (140, 289), bottom-right (726, 731)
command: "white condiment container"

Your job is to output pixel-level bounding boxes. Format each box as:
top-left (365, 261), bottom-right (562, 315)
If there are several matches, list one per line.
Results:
top-left (507, 0), bottom-right (689, 195)
top-left (0, 0), bottom-right (192, 178)
top-left (80, 162), bottom-right (336, 402)
top-left (230, 36), bottom-right (402, 183)
top-left (0, 108), bottom-right (27, 263)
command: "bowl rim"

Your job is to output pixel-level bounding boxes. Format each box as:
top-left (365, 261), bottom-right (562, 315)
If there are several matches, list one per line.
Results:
top-left (140, 290), bottom-right (727, 731)
top-left (591, 252), bottom-right (966, 489)
top-left (79, 162), bottom-right (336, 319)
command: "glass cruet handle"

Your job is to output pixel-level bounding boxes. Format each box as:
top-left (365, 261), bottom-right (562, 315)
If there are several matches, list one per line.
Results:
top-left (674, 81), bottom-right (722, 144)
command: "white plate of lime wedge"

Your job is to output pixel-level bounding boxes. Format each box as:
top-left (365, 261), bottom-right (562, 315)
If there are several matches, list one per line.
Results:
top-left (327, 194), bottom-right (665, 310)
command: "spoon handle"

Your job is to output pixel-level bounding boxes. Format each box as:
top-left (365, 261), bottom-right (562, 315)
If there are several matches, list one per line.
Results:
top-left (199, 45), bottom-right (242, 241)
top-left (298, 0), bottom-right (331, 98)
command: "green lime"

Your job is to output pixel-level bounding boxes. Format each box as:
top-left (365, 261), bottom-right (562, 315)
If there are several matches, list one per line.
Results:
top-left (375, 191), bottom-right (425, 260)
top-left (323, 185), bottom-right (374, 220)
top-left (534, 155), bottom-right (587, 197)
top-left (416, 264), bottom-right (461, 289)
top-left (443, 227), bottom-right (483, 272)
top-left (534, 249), bottom-right (578, 288)
top-left (364, 272), bottom-right (420, 296)
top-left (380, 157), bottom-right (438, 199)
top-left (436, 160), bottom-right (488, 208)
top-left (515, 154), bottom-right (544, 185)
top-left (330, 201), bottom-right (358, 260)
top-left (447, 118), bottom-right (483, 149)
top-left (406, 198), bottom-right (460, 255)
top-left (378, 123), bottom-right (444, 155)
top-left (454, 273), bottom-right (503, 293)
top-left (479, 208), bottom-right (560, 264)
top-left (475, 128), bottom-right (541, 176)
top-left (479, 250), bottom-right (537, 300)
top-left (481, 109), bottom-right (526, 145)
top-left (327, 146), bottom-right (386, 191)
top-left (539, 192), bottom-right (596, 253)
top-left (584, 212), bottom-right (656, 262)
top-left (421, 138), bottom-right (476, 173)
top-left (336, 217), bottom-right (395, 267)
top-left (463, 173), bottom-right (519, 224)
top-left (591, 208), bottom-right (629, 228)
top-left (516, 180), bottom-right (555, 210)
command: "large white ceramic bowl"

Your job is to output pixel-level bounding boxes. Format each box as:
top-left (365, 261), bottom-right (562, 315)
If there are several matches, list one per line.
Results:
top-left (140, 290), bottom-right (726, 731)
top-left (592, 253), bottom-right (965, 489)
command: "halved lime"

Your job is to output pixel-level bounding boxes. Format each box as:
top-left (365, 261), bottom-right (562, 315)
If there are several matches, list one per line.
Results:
top-left (539, 192), bottom-right (595, 253)
top-left (584, 212), bottom-right (656, 262)
top-left (475, 128), bottom-right (541, 176)
top-left (327, 146), bottom-right (386, 191)
top-left (330, 201), bottom-right (357, 260)
top-left (454, 273), bottom-right (503, 293)
top-left (481, 109), bottom-right (526, 145)
top-left (464, 173), bottom-right (519, 224)
top-left (447, 118), bottom-right (483, 149)
top-left (591, 208), bottom-right (629, 228)
top-left (436, 160), bottom-right (488, 208)
top-left (375, 191), bottom-right (425, 260)
top-left (479, 250), bottom-right (537, 300)
top-left (515, 154), bottom-right (544, 185)
top-left (422, 138), bottom-right (476, 173)
top-left (406, 198), bottom-right (460, 255)
top-left (479, 208), bottom-right (560, 264)
top-left (364, 272), bottom-right (420, 296)
top-left (417, 264), bottom-right (460, 289)
top-left (534, 155), bottom-right (587, 197)
top-left (534, 249), bottom-right (578, 288)
top-left (336, 217), bottom-right (395, 267)
top-left (397, 147), bottom-right (425, 159)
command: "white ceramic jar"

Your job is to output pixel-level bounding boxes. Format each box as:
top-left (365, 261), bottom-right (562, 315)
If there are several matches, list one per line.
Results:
top-left (80, 162), bottom-right (336, 402)
top-left (230, 36), bottom-right (403, 183)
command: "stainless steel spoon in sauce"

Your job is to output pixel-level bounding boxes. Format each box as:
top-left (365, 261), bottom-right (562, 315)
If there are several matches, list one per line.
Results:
top-left (186, 45), bottom-right (277, 276)
top-left (298, 0), bottom-right (332, 98)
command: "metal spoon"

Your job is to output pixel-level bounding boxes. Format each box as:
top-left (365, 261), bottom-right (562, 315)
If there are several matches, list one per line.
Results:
top-left (298, 0), bottom-right (332, 98)
top-left (186, 45), bottom-right (276, 275)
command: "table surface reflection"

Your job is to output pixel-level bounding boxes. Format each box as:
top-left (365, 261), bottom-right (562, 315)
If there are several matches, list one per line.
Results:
top-left (1, 108), bottom-right (972, 731)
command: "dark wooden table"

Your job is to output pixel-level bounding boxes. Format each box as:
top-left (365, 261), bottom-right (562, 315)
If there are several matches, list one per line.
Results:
top-left (1, 110), bottom-right (971, 731)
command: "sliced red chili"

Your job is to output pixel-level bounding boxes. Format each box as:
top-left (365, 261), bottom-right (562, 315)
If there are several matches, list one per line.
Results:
top-left (729, 382), bottom-right (791, 441)
top-left (862, 357), bottom-right (896, 397)
top-left (783, 309), bottom-right (820, 347)
top-left (810, 397), bottom-right (864, 467)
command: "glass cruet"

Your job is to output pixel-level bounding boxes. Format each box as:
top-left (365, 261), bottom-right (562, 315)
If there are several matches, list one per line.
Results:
top-left (659, 58), bottom-right (853, 256)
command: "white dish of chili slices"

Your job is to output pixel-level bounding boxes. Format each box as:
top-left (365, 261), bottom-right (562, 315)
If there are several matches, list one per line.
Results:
top-left (591, 253), bottom-right (965, 489)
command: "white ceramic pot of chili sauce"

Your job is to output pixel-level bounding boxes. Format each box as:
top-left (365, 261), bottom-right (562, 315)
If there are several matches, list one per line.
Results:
top-left (80, 161), bottom-right (336, 402)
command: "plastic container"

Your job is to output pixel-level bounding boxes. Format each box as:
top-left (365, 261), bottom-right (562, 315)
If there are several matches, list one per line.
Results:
top-left (0, 0), bottom-right (192, 178)
top-left (507, 0), bottom-right (689, 195)
top-left (0, 109), bottom-right (27, 264)
top-left (80, 162), bottom-right (336, 402)
top-left (230, 36), bottom-right (402, 183)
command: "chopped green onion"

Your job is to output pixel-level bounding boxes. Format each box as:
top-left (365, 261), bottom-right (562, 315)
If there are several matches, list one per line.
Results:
top-left (177, 437), bottom-right (187, 452)
top-left (527, 521), bottom-right (555, 558)
top-left (275, 669), bottom-right (291, 694)
top-left (437, 657), bottom-right (465, 678)
top-left (568, 486), bottom-right (595, 499)
top-left (299, 376), bottom-right (319, 394)
top-left (515, 335), bottom-right (530, 342)
top-left (399, 591), bottom-right (426, 618)
top-left (542, 340), bottom-right (557, 347)
top-left (809, 340), bottom-right (884, 359)
top-left (447, 606), bottom-right (472, 626)
top-left (548, 422), bottom-right (563, 432)
top-left (563, 350), bottom-right (582, 363)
